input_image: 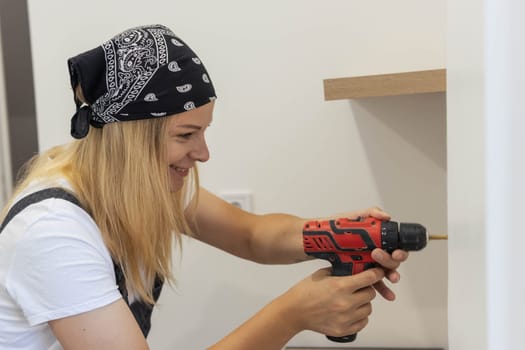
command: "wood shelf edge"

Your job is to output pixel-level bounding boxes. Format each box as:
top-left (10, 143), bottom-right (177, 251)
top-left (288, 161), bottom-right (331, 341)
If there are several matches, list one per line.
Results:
top-left (323, 68), bottom-right (446, 100)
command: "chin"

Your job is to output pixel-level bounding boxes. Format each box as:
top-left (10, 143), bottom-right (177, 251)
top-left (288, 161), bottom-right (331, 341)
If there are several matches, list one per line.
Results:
top-left (169, 178), bottom-right (184, 192)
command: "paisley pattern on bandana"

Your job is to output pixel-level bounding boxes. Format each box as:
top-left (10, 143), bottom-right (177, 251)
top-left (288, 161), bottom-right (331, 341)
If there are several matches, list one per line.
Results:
top-left (67, 24), bottom-right (216, 137)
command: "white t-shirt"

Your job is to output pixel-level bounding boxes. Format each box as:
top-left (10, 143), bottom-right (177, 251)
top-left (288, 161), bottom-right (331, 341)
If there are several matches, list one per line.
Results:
top-left (0, 182), bottom-right (122, 349)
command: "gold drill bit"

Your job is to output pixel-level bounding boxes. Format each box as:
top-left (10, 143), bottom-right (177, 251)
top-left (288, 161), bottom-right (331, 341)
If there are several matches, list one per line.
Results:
top-left (429, 234), bottom-right (448, 240)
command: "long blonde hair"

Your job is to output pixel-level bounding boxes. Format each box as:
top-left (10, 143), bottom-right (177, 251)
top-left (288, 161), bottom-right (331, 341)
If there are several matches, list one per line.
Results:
top-left (2, 117), bottom-right (198, 304)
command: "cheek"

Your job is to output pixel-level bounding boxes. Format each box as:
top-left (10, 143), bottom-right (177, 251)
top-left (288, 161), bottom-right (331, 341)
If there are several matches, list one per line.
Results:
top-left (167, 142), bottom-right (186, 162)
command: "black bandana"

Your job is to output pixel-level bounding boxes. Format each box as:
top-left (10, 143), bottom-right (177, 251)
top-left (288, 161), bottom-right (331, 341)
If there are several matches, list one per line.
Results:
top-left (68, 24), bottom-right (216, 139)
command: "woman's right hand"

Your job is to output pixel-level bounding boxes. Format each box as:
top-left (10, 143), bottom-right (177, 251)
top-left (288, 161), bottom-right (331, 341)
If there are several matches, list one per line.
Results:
top-left (278, 267), bottom-right (386, 337)
top-left (208, 266), bottom-right (386, 350)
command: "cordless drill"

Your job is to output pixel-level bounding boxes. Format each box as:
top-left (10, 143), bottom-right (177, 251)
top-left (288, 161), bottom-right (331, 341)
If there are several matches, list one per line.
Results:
top-left (302, 216), bottom-right (435, 343)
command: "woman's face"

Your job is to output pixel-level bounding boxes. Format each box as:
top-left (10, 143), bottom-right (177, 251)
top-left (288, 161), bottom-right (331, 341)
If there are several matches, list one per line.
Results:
top-left (166, 101), bottom-right (214, 191)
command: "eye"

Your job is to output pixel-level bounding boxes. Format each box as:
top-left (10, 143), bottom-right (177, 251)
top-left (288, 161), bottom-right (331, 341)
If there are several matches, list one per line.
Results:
top-left (177, 132), bottom-right (193, 140)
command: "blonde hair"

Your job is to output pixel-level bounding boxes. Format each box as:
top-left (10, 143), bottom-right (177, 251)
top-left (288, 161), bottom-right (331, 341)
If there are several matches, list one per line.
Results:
top-left (2, 117), bottom-right (199, 304)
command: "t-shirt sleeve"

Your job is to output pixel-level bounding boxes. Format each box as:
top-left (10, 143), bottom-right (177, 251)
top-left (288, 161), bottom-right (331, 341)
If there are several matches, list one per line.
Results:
top-left (6, 201), bottom-right (122, 326)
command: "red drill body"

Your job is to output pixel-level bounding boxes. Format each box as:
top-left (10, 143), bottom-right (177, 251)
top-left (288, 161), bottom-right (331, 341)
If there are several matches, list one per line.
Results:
top-left (304, 217), bottom-right (384, 275)
top-left (302, 216), bottom-right (428, 343)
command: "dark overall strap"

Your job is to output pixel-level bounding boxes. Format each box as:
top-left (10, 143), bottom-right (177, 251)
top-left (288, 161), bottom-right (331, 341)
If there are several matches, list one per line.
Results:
top-left (0, 188), bottom-right (81, 232)
top-left (113, 264), bottom-right (164, 337)
top-left (0, 187), bottom-right (163, 337)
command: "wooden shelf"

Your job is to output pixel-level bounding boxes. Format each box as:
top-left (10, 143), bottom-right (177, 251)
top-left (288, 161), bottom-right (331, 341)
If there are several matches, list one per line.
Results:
top-left (323, 68), bottom-right (446, 100)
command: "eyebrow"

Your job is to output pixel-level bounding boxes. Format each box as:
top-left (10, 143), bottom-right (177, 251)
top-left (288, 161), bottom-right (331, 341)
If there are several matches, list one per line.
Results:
top-left (176, 124), bottom-right (203, 130)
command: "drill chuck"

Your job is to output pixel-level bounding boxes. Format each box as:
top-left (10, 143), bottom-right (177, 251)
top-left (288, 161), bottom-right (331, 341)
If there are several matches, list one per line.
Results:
top-left (381, 221), bottom-right (428, 252)
top-left (398, 222), bottom-right (427, 251)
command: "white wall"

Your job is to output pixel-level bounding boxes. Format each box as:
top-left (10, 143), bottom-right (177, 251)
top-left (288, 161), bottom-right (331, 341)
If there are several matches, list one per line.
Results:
top-left (447, 0), bottom-right (525, 349)
top-left (27, 1), bottom-right (447, 349)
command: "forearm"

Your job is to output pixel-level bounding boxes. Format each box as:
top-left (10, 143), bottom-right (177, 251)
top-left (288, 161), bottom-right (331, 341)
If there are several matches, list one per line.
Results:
top-left (187, 188), bottom-right (312, 264)
top-left (247, 213), bottom-right (311, 264)
top-left (208, 294), bottom-right (300, 350)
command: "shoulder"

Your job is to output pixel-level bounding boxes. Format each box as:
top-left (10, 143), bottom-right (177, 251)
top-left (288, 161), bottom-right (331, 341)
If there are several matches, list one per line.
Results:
top-left (1, 186), bottom-right (121, 326)
top-left (21, 196), bottom-right (107, 257)
top-left (4, 179), bottom-right (100, 246)
top-left (5, 184), bottom-right (112, 271)
top-left (3, 186), bottom-right (104, 254)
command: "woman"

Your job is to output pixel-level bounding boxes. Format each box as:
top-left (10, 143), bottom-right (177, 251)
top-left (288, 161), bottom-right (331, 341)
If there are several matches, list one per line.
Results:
top-left (0, 24), bottom-right (408, 350)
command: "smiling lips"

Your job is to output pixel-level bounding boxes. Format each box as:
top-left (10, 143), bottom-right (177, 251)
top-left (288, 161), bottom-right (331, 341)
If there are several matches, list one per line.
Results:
top-left (170, 165), bottom-right (189, 177)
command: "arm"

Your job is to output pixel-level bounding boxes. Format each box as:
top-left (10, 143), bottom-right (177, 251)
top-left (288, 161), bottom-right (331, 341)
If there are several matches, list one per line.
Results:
top-left (186, 188), bottom-right (408, 297)
top-left (185, 187), bottom-right (306, 264)
top-left (49, 299), bottom-right (149, 350)
top-left (185, 188), bottom-right (408, 349)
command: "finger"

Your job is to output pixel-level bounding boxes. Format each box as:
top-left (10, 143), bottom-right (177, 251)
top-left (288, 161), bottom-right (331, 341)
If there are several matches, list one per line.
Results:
top-left (355, 298), bottom-right (373, 315)
top-left (344, 269), bottom-right (385, 293)
top-left (329, 303), bottom-right (372, 337)
top-left (391, 249), bottom-right (410, 262)
top-left (353, 207), bottom-right (390, 220)
top-left (348, 316), bottom-right (370, 335)
top-left (373, 280), bottom-right (396, 301)
top-left (371, 248), bottom-right (402, 270)
top-left (385, 269), bottom-right (401, 283)
top-left (327, 316), bottom-right (369, 339)
top-left (368, 206), bottom-right (391, 220)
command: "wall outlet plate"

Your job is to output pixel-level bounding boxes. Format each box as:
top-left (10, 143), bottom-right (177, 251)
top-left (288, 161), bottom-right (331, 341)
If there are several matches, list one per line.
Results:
top-left (219, 191), bottom-right (252, 212)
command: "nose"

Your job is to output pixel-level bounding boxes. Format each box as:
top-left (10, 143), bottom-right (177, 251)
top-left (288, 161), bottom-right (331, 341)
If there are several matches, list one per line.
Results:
top-left (190, 137), bottom-right (210, 162)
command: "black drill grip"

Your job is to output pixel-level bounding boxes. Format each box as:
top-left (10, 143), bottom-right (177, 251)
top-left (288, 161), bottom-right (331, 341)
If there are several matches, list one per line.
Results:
top-left (331, 262), bottom-right (354, 276)
top-left (327, 333), bottom-right (357, 342)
